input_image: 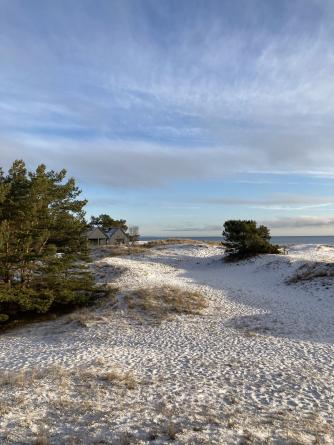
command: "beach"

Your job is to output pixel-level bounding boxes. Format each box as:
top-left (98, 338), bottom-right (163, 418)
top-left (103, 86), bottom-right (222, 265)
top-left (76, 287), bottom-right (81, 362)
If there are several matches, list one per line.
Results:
top-left (0, 242), bottom-right (333, 444)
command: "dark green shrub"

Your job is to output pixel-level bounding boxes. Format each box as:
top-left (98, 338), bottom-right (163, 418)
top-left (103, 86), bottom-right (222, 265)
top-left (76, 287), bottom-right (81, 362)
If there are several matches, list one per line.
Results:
top-left (0, 313), bottom-right (9, 323)
top-left (223, 220), bottom-right (280, 261)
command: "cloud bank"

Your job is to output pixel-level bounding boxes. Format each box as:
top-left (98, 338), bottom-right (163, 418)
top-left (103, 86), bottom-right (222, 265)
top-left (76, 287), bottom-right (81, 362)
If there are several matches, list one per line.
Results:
top-left (1, 0), bottom-right (334, 234)
top-left (1, 0), bottom-right (334, 187)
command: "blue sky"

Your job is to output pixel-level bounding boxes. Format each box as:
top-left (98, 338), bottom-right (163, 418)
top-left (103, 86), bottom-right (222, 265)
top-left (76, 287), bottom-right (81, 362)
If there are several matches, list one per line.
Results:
top-left (1, 0), bottom-right (334, 236)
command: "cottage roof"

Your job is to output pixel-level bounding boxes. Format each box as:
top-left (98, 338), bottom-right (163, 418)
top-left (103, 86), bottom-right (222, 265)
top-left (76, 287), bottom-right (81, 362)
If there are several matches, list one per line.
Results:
top-left (106, 228), bottom-right (119, 237)
top-left (86, 227), bottom-right (107, 239)
top-left (105, 227), bottom-right (129, 239)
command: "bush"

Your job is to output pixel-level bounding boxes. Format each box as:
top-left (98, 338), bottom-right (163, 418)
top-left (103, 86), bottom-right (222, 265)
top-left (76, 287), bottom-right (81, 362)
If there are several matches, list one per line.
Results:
top-left (0, 313), bottom-right (9, 323)
top-left (223, 220), bottom-right (280, 260)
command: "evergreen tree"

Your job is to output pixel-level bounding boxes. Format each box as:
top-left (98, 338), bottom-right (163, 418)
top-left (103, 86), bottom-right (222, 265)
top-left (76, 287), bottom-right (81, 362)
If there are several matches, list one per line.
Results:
top-left (89, 214), bottom-right (128, 232)
top-left (223, 220), bottom-right (280, 260)
top-left (0, 160), bottom-right (95, 321)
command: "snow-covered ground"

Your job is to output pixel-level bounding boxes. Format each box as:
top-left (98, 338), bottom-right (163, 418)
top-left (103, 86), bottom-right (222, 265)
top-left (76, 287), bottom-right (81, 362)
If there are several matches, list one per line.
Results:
top-left (0, 243), bottom-right (334, 444)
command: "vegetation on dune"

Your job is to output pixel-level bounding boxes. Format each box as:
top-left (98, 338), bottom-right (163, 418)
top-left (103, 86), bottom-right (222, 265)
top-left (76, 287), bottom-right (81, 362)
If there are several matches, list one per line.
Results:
top-left (0, 160), bottom-right (99, 322)
top-left (143, 238), bottom-right (217, 248)
top-left (287, 261), bottom-right (334, 284)
top-left (123, 285), bottom-right (207, 322)
top-left (223, 220), bottom-right (280, 261)
top-left (93, 245), bottom-right (147, 258)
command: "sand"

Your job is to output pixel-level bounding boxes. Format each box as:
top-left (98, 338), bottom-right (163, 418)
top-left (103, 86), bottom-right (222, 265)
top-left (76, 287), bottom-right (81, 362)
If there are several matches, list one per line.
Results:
top-left (0, 243), bottom-right (333, 444)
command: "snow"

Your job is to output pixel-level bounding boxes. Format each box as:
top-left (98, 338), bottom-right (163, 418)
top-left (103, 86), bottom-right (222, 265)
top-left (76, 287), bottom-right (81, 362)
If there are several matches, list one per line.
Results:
top-left (0, 243), bottom-right (333, 444)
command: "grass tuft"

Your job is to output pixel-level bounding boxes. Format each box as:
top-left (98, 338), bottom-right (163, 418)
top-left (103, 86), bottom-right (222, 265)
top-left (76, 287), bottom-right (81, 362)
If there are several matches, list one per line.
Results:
top-left (34, 435), bottom-right (50, 445)
top-left (143, 238), bottom-right (221, 248)
top-left (68, 308), bottom-right (104, 327)
top-left (288, 262), bottom-right (334, 284)
top-left (93, 245), bottom-right (147, 258)
top-left (123, 285), bottom-right (207, 322)
top-left (102, 369), bottom-right (137, 389)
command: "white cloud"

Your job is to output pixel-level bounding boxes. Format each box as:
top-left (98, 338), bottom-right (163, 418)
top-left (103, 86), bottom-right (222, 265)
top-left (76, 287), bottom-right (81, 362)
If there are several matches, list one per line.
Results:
top-left (1, 1), bottom-right (334, 236)
top-left (1, 0), bottom-right (334, 169)
top-left (163, 216), bottom-right (334, 236)
top-left (163, 225), bottom-right (222, 233)
top-left (263, 216), bottom-right (334, 229)
top-left (202, 195), bottom-right (334, 210)
top-left (2, 133), bottom-right (334, 188)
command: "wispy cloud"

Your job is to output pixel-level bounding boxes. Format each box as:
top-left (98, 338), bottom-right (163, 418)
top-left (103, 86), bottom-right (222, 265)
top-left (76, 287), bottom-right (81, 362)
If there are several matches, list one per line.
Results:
top-left (2, 134), bottom-right (334, 189)
top-left (263, 216), bottom-right (334, 229)
top-left (1, 0), bottom-right (334, 178)
top-left (164, 216), bottom-right (334, 234)
top-left (163, 225), bottom-right (222, 233)
top-left (1, 1), bottom-right (334, 234)
top-left (201, 195), bottom-right (334, 210)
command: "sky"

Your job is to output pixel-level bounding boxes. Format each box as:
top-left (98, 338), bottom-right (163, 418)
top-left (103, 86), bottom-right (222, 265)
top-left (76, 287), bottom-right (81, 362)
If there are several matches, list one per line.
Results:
top-left (1, 0), bottom-right (334, 236)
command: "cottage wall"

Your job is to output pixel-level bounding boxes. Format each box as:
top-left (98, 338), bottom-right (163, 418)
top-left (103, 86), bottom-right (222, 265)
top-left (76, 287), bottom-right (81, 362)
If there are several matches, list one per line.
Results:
top-left (86, 227), bottom-right (108, 246)
top-left (108, 229), bottom-right (129, 245)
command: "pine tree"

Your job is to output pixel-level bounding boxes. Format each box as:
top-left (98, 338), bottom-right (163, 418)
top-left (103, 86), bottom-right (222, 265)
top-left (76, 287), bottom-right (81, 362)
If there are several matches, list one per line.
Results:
top-left (223, 220), bottom-right (280, 260)
top-left (89, 214), bottom-right (128, 232)
top-left (0, 160), bottom-right (95, 321)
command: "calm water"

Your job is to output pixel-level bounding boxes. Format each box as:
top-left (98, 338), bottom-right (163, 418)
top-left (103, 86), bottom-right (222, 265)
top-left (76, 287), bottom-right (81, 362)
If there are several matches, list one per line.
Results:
top-left (141, 235), bottom-right (334, 246)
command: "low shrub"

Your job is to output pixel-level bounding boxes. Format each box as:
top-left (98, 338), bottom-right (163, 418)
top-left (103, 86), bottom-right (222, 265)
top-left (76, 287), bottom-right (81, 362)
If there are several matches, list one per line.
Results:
top-left (0, 313), bottom-right (9, 323)
top-left (0, 273), bottom-right (101, 323)
top-left (223, 220), bottom-right (280, 261)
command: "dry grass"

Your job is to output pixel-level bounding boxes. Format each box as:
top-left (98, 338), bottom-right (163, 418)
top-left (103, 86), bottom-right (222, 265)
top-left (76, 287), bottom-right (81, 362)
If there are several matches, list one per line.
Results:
top-left (34, 435), bottom-right (50, 445)
top-left (68, 308), bottom-right (106, 327)
top-left (165, 421), bottom-right (178, 440)
top-left (93, 245), bottom-right (147, 258)
top-left (288, 262), bottom-right (334, 284)
top-left (1, 368), bottom-right (333, 445)
top-left (93, 238), bottom-right (221, 255)
top-left (118, 431), bottom-right (135, 444)
top-left (143, 238), bottom-right (221, 248)
top-left (67, 285), bottom-right (119, 326)
top-left (225, 409), bottom-right (334, 445)
top-left (102, 369), bottom-right (137, 389)
top-left (0, 362), bottom-right (143, 444)
top-left (0, 368), bottom-right (38, 387)
top-left (123, 285), bottom-right (207, 322)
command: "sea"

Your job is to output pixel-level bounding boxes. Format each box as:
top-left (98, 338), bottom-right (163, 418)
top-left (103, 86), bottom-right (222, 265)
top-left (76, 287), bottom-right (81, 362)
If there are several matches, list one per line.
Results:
top-left (140, 236), bottom-right (334, 246)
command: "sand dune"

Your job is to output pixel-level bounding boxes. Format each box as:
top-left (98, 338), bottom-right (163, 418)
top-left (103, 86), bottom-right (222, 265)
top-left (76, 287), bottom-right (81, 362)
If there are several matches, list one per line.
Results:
top-left (0, 243), bottom-right (333, 444)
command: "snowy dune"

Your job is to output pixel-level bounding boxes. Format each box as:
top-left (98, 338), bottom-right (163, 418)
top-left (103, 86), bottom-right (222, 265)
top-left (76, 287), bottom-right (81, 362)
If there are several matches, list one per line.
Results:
top-left (0, 243), bottom-right (333, 444)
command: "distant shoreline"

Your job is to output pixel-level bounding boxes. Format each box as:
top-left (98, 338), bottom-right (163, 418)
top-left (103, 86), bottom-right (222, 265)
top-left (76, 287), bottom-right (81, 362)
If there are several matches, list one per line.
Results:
top-left (140, 235), bottom-right (334, 245)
